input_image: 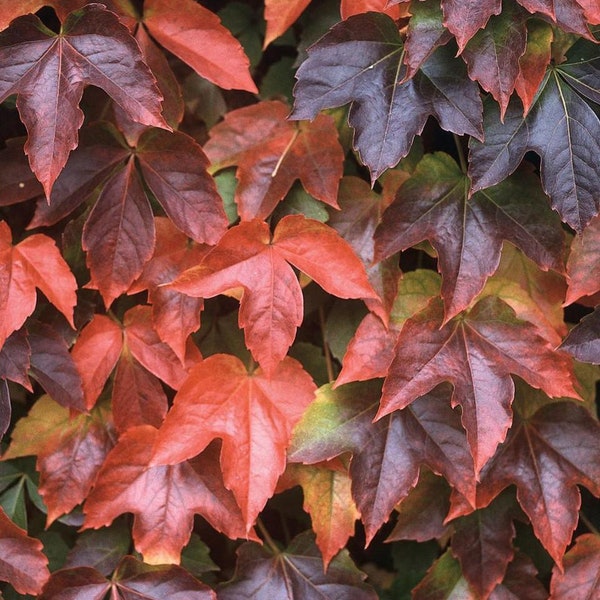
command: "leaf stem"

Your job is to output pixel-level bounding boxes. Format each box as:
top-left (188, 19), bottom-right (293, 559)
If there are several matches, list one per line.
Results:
top-left (271, 128), bottom-right (300, 178)
top-left (453, 133), bottom-right (467, 173)
top-left (257, 517), bottom-right (281, 555)
top-left (319, 305), bottom-right (336, 383)
top-left (579, 510), bottom-right (600, 536)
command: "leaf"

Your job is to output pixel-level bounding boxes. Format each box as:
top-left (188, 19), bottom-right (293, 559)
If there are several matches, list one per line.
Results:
top-left (463, 401), bottom-right (600, 566)
top-left (460, 4), bottom-right (528, 118)
top-left (218, 531), bottom-right (377, 599)
top-left (0, 221), bottom-right (77, 349)
top-left (378, 296), bottom-right (580, 474)
top-left (340, 0), bottom-right (407, 20)
top-left (0, 4), bottom-right (168, 197)
top-left (490, 553), bottom-right (548, 599)
top-left (289, 382), bottom-right (475, 543)
top-left (282, 460), bottom-right (359, 569)
top-left (375, 153), bottom-right (565, 321)
top-left (411, 549), bottom-right (475, 599)
top-left (3, 396), bottom-right (115, 525)
top-left (27, 321), bottom-right (84, 411)
top-left (549, 533), bottom-right (600, 599)
top-left (84, 427), bottom-right (254, 565)
top-left (290, 13), bottom-right (483, 181)
top-left (152, 354), bottom-right (316, 529)
top-left (0, 329), bottom-right (31, 391)
top-left (142, 0), bottom-right (257, 92)
top-left (264, 0), bottom-right (311, 47)
top-left (170, 215), bottom-right (377, 374)
top-left (0, 506), bottom-right (49, 595)
top-left (518, 0), bottom-right (593, 38)
top-left (205, 100), bottom-right (344, 221)
top-left (39, 567), bottom-right (110, 600)
top-left (560, 305), bottom-right (600, 364)
top-left (565, 214), bottom-right (600, 304)
top-left (469, 43), bottom-right (600, 232)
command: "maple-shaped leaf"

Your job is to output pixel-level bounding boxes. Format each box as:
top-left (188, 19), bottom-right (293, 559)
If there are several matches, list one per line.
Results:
top-left (0, 506), bottom-right (49, 595)
top-left (289, 382), bottom-right (475, 543)
top-left (122, 0), bottom-right (257, 92)
top-left (39, 555), bottom-right (215, 600)
top-left (280, 460), bottom-right (359, 569)
top-left (28, 321), bottom-right (84, 411)
top-left (549, 533), bottom-right (600, 599)
top-left (204, 100), bottom-right (344, 221)
top-left (336, 269), bottom-right (441, 386)
top-left (152, 354), bottom-right (316, 529)
top-left (218, 531), bottom-right (377, 599)
top-left (560, 306), bottom-right (600, 365)
top-left (458, 401), bottom-right (600, 567)
top-left (0, 4), bottom-right (168, 197)
top-left (130, 218), bottom-right (208, 362)
top-left (264, 0), bottom-right (311, 47)
top-left (379, 296), bottom-right (579, 474)
top-left (0, 1), bottom-right (85, 31)
top-left (0, 221), bottom-right (77, 349)
top-left (291, 13), bottom-right (483, 181)
top-left (171, 215), bottom-right (377, 374)
top-left (565, 214), bottom-right (600, 304)
top-left (2, 395), bottom-right (115, 525)
top-left (461, 3), bottom-right (528, 119)
top-left (375, 153), bottom-right (565, 321)
top-left (84, 427), bottom-right (254, 565)
top-left (469, 38), bottom-right (600, 232)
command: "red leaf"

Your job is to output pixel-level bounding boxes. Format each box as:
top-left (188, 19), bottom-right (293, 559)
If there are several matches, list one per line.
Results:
top-left (0, 506), bottom-right (49, 595)
top-left (205, 101), bottom-right (344, 221)
top-left (440, 0), bottom-right (502, 52)
top-left (378, 296), bottom-right (580, 474)
top-left (264, 0), bottom-right (311, 47)
top-left (84, 426), bottom-right (255, 565)
top-left (466, 402), bottom-right (600, 566)
top-left (550, 534), bottom-right (600, 599)
top-left (142, 0), bottom-right (257, 92)
top-left (289, 382), bottom-right (475, 543)
top-left (518, 0), bottom-right (593, 39)
top-left (0, 4), bottom-right (168, 197)
top-left (566, 214), bottom-right (600, 305)
top-left (3, 396), bottom-right (115, 525)
top-left (340, 0), bottom-right (407, 19)
top-left (171, 216), bottom-right (377, 374)
top-left (0, 221), bottom-right (77, 349)
top-left (39, 566), bottom-right (109, 600)
top-left (152, 354), bottom-right (316, 529)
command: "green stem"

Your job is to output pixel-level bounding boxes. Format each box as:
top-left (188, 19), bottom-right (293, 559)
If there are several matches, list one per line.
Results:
top-left (319, 305), bottom-right (336, 383)
top-left (580, 511), bottom-right (600, 536)
top-left (453, 133), bottom-right (467, 173)
top-left (257, 518), bottom-right (281, 555)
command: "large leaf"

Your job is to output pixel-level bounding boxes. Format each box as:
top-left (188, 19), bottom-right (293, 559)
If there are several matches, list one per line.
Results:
top-left (84, 427), bottom-right (254, 565)
top-left (375, 153), bottom-right (565, 321)
top-left (152, 354), bottom-right (316, 529)
top-left (469, 41), bottom-right (600, 232)
top-left (0, 221), bottom-right (77, 349)
top-left (379, 296), bottom-right (580, 474)
top-left (289, 382), bottom-right (475, 542)
top-left (170, 215), bottom-right (377, 374)
top-left (205, 100), bottom-right (343, 221)
top-left (291, 12), bottom-right (482, 181)
top-left (218, 531), bottom-right (377, 599)
top-left (0, 4), bottom-right (168, 197)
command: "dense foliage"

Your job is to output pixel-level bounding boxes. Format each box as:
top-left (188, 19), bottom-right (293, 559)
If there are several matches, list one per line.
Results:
top-left (0, 0), bottom-right (600, 597)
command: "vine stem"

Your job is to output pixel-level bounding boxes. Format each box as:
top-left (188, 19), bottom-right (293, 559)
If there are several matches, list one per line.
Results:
top-left (580, 510), bottom-right (600, 536)
top-left (319, 305), bottom-right (336, 383)
top-left (453, 133), bottom-right (467, 173)
top-left (271, 129), bottom-right (300, 178)
top-left (257, 517), bottom-right (281, 555)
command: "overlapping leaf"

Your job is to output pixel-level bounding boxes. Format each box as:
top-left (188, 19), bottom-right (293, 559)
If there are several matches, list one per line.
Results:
top-left (2, 395), bottom-right (115, 525)
top-left (152, 354), bottom-right (316, 529)
top-left (549, 534), bottom-right (600, 599)
top-left (561, 306), bottom-right (600, 364)
top-left (379, 296), bottom-right (579, 474)
top-left (205, 100), bottom-right (344, 221)
top-left (170, 215), bottom-right (378, 374)
top-left (289, 382), bottom-right (475, 542)
top-left (0, 4), bottom-right (168, 197)
top-left (264, 0), bottom-right (311, 47)
top-left (565, 214), bottom-right (600, 304)
top-left (218, 531), bottom-right (377, 599)
top-left (454, 401), bottom-right (600, 566)
top-left (469, 39), bottom-right (600, 232)
top-left (0, 221), bottom-right (77, 350)
top-left (375, 153), bottom-right (565, 321)
top-left (84, 427), bottom-right (254, 565)
top-left (291, 12), bottom-right (483, 181)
